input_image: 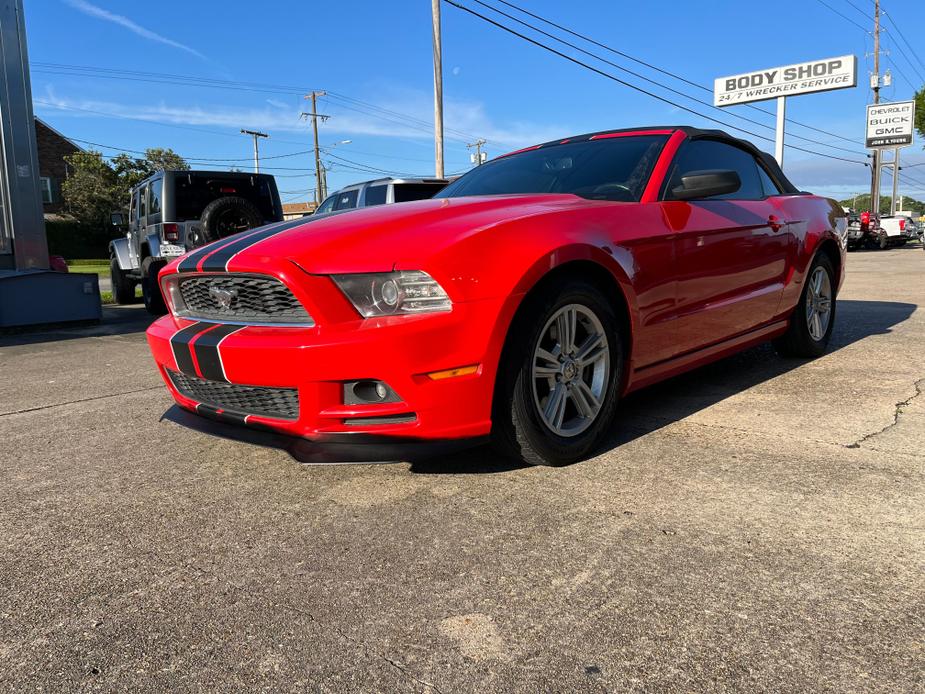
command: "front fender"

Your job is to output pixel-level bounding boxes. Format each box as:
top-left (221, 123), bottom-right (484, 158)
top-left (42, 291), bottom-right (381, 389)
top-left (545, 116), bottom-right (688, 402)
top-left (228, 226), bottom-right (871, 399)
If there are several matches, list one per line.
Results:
top-left (109, 237), bottom-right (132, 271)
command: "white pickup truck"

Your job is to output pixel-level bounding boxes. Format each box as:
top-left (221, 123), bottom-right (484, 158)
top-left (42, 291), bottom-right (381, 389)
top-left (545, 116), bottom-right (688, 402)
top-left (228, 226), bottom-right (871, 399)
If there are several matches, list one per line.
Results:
top-left (879, 215), bottom-right (920, 248)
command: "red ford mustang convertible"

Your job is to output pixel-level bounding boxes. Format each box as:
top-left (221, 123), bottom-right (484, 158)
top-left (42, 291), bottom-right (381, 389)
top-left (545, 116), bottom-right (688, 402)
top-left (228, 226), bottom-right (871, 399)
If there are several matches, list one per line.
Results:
top-left (147, 126), bottom-right (846, 466)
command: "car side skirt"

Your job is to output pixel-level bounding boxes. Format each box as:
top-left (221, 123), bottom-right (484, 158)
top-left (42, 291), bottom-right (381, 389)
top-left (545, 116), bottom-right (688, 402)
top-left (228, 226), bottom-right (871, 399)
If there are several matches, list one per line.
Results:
top-left (625, 319), bottom-right (789, 394)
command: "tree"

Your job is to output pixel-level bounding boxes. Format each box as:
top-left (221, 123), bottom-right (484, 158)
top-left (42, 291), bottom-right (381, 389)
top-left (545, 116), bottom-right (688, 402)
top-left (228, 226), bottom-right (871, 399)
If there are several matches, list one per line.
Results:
top-left (61, 150), bottom-right (121, 227)
top-left (145, 147), bottom-right (189, 172)
top-left (62, 147), bottom-right (189, 226)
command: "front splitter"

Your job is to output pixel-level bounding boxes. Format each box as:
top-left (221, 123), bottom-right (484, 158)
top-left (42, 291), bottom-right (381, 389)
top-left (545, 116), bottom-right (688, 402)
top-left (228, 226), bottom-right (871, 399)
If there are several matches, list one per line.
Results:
top-left (160, 405), bottom-right (489, 464)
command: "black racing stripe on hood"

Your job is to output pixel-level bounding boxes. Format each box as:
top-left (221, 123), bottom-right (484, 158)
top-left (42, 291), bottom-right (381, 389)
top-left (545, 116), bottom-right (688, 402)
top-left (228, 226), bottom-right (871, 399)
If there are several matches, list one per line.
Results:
top-left (198, 217), bottom-right (313, 272)
top-left (176, 224), bottom-right (276, 273)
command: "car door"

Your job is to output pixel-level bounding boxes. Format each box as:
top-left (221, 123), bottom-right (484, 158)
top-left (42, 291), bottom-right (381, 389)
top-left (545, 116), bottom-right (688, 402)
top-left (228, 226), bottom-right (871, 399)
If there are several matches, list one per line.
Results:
top-left (128, 188), bottom-right (142, 270)
top-left (659, 139), bottom-right (791, 355)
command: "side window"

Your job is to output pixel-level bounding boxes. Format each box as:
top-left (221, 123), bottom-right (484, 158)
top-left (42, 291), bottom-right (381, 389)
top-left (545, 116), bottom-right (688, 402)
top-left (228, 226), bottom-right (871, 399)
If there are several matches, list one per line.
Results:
top-left (315, 195), bottom-right (336, 214)
top-left (148, 179), bottom-right (162, 216)
top-left (364, 185), bottom-right (388, 207)
top-left (664, 140), bottom-right (763, 201)
top-left (130, 190), bottom-right (138, 222)
top-left (139, 184), bottom-right (148, 218)
top-left (333, 189), bottom-right (358, 211)
top-left (756, 164), bottom-right (782, 197)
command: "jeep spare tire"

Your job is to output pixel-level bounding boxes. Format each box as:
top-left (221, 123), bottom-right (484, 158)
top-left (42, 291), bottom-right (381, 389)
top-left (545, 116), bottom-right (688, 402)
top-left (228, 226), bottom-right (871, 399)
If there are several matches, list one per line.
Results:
top-left (200, 196), bottom-right (263, 242)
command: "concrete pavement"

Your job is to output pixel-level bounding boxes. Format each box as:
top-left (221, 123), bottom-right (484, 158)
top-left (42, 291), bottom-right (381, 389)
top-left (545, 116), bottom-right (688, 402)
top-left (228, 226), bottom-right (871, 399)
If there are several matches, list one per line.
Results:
top-left (1, 247), bottom-right (923, 692)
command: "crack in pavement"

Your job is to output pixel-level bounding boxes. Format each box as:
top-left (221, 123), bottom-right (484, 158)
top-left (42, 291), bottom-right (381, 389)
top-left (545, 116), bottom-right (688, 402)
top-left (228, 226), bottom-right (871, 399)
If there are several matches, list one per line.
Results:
top-left (0, 386), bottom-right (165, 418)
top-left (845, 378), bottom-right (924, 449)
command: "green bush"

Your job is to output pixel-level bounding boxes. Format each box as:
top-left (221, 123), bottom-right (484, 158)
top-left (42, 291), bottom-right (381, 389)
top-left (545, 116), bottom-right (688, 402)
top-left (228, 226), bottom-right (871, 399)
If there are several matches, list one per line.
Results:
top-left (45, 219), bottom-right (119, 259)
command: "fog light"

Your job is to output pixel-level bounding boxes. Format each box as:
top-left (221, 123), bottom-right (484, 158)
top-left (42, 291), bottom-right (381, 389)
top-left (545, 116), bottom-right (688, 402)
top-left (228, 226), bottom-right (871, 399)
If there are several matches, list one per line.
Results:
top-left (343, 380), bottom-right (400, 405)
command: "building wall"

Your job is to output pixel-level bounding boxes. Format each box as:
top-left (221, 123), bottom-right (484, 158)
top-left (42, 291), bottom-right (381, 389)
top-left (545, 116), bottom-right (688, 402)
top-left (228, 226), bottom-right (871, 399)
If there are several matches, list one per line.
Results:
top-left (35, 118), bottom-right (79, 214)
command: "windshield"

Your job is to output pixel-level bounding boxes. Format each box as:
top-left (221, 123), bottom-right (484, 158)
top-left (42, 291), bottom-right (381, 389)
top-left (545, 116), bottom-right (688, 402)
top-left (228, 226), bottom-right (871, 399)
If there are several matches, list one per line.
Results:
top-left (436, 134), bottom-right (669, 202)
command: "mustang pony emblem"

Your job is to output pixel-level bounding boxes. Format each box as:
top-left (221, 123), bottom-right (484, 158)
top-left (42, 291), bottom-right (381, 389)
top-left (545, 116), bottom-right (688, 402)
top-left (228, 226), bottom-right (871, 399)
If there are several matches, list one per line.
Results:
top-left (209, 285), bottom-right (238, 309)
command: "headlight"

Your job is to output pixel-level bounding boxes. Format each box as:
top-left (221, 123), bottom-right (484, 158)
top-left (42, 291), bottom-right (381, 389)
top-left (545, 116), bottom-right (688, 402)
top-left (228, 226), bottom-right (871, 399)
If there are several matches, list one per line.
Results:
top-left (332, 270), bottom-right (451, 317)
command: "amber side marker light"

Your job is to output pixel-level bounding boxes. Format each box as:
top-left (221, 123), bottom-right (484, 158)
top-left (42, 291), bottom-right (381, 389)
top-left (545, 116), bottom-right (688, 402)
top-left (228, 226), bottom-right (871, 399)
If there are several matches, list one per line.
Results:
top-left (427, 365), bottom-right (480, 381)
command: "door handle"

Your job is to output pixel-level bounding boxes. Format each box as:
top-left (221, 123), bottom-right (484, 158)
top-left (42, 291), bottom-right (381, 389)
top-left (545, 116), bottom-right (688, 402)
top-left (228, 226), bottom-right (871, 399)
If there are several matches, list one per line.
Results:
top-left (768, 214), bottom-right (788, 232)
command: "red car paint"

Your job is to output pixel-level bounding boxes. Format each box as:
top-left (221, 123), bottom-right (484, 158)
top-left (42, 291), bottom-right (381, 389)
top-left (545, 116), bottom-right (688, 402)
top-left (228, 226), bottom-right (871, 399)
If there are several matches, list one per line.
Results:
top-left (146, 126), bottom-right (845, 445)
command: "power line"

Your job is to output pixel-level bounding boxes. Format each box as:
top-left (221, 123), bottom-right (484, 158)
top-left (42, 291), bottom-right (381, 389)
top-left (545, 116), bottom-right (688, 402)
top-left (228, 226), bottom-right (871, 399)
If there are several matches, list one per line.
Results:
top-left (813, 0), bottom-right (871, 33)
top-left (881, 6), bottom-right (925, 80)
top-left (467, 0), bottom-right (866, 157)
top-left (443, 0), bottom-right (868, 165)
top-left (489, 0), bottom-right (862, 146)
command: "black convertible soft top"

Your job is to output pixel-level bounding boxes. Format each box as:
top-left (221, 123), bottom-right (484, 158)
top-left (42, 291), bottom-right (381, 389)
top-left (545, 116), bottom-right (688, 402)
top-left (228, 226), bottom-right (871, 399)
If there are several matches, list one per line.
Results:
top-left (522, 125), bottom-right (802, 196)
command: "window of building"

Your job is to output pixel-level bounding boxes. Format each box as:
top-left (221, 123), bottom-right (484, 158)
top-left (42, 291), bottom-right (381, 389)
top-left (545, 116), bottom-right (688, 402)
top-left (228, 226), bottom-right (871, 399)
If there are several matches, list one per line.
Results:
top-left (40, 177), bottom-right (53, 204)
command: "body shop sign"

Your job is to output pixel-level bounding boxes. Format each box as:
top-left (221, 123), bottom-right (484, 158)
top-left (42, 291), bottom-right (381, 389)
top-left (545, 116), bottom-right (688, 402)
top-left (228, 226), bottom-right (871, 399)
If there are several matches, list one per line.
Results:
top-left (865, 101), bottom-right (915, 148)
top-left (714, 55), bottom-right (857, 106)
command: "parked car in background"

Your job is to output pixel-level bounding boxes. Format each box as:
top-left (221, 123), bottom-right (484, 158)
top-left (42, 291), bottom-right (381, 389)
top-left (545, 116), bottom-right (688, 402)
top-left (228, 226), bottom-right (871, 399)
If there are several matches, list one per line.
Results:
top-left (879, 215), bottom-right (918, 248)
top-left (147, 126), bottom-right (846, 467)
top-left (312, 177), bottom-right (450, 215)
top-left (110, 171), bottom-right (282, 314)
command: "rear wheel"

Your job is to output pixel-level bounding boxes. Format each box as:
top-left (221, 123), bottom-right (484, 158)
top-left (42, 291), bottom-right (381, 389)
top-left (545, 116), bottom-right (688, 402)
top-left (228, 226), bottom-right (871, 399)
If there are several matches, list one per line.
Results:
top-left (492, 280), bottom-right (622, 466)
top-left (110, 257), bottom-right (137, 304)
top-left (141, 257), bottom-right (168, 315)
top-left (879, 232), bottom-right (889, 249)
top-left (773, 254), bottom-right (836, 358)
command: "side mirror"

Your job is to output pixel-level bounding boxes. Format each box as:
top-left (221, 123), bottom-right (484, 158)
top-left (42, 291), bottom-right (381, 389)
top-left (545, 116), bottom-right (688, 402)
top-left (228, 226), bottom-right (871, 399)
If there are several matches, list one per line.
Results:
top-left (110, 212), bottom-right (125, 226)
top-left (671, 169), bottom-right (741, 201)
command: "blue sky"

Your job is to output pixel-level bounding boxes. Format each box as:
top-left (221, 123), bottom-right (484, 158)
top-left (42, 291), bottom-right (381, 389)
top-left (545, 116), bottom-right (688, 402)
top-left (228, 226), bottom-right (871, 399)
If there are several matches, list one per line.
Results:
top-left (28, 0), bottom-right (925, 203)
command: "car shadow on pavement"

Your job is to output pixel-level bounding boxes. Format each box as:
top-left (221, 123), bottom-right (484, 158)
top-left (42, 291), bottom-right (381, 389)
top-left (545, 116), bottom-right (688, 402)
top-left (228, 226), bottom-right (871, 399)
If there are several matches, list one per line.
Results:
top-left (0, 305), bottom-right (154, 346)
top-left (412, 299), bottom-right (916, 473)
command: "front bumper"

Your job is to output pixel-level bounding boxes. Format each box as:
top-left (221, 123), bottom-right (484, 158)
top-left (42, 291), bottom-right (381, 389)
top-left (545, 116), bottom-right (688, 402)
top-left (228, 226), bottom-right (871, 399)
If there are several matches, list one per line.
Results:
top-left (146, 296), bottom-right (505, 443)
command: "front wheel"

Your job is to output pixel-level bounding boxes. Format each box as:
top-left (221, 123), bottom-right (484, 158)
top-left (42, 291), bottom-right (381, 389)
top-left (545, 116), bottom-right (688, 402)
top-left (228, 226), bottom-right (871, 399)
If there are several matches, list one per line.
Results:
top-left (773, 254), bottom-right (836, 358)
top-left (492, 280), bottom-right (623, 466)
top-left (110, 258), bottom-right (137, 304)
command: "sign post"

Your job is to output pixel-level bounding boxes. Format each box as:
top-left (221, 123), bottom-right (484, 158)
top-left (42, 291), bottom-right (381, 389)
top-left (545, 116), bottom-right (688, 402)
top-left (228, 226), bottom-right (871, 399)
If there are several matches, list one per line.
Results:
top-left (865, 100), bottom-right (916, 216)
top-left (714, 55), bottom-right (858, 167)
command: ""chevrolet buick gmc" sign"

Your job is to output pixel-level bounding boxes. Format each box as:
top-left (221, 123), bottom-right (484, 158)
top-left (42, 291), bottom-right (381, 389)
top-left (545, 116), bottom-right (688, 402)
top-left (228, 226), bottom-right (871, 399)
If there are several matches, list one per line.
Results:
top-left (714, 55), bottom-right (857, 106)
top-left (865, 100), bottom-right (915, 149)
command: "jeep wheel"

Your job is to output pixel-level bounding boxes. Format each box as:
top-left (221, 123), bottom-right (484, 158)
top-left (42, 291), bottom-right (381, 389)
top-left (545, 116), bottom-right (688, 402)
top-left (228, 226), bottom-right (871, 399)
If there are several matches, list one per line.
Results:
top-left (110, 258), bottom-right (137, 304)
top-left (200, 196), bottom-right (262, 243)
top-left (141, 258), bottom-right (168, 315)
top-left (492, 280), bottom-right (622, 466)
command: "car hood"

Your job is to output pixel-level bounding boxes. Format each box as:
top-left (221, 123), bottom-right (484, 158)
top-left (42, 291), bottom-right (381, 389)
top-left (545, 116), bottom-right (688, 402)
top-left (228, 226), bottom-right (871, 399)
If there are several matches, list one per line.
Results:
top-left (232, 194), bottom-right (598, 274)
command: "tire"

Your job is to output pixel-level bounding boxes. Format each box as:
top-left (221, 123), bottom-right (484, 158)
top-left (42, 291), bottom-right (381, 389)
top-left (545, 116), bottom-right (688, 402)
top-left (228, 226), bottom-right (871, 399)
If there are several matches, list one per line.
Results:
top-left (200, 196), bottom-right (262, 243)
top-left (110, 257), bottom-right (137, 305)
top-left (773, 254), bottom-right (836, 358)
top-left (878, 232), bottom-right (889, 250)
top-left (492, 279), bottom-right (623, 466)
top-left (141, 257), bottom-right (168, 315)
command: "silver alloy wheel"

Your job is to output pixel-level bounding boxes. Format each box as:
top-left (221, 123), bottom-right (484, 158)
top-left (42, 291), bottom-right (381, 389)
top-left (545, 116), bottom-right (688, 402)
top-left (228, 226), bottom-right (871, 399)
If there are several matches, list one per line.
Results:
top-left (531, 304), bottom-right (610, 437)
top-left (806, 266), bottom-right (833, 341)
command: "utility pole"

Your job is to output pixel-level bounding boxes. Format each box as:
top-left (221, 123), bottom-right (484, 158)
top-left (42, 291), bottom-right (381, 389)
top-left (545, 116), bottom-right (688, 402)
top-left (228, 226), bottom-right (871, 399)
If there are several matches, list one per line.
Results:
top-left (432, 0), bottom-right (445, 178)
top-left (240, 129), bottom-right (269, 173)
top-left (467, 138), bottom-right (487, 166)
top-left (869, 0), bottom-right (881, 216)
top-left (302, 91), bottom-right (328, 204)
top-left (890, 148), bottom-right (900, 215)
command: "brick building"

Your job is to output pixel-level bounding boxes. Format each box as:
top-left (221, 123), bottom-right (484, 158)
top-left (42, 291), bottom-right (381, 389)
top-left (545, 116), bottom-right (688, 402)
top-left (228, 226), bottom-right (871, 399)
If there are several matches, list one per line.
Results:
top-left (35, 117), bottom-right (81, 214)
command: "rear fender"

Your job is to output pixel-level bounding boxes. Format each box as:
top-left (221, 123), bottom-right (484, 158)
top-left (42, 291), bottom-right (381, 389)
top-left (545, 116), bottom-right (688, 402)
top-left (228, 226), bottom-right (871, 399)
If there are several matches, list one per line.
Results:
top-left (145, 232), bottom-right (163, 262)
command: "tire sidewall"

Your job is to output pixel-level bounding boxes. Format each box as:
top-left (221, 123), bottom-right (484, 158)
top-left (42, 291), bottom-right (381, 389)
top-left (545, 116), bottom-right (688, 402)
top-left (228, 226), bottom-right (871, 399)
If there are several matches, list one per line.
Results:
top-left (796, 254), bottom-right (836, 355)
top-left (201, 196), bottom-right (262, 242)
top-left (500, 281), bottom-right (623, 466)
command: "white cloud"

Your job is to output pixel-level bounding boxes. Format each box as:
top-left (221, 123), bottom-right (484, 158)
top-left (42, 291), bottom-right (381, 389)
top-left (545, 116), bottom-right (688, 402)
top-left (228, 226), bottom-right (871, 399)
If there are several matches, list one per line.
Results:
top-left (37, 88), bottom-right (567, 151)
top-left (64, 0), bottom-right (207, 61)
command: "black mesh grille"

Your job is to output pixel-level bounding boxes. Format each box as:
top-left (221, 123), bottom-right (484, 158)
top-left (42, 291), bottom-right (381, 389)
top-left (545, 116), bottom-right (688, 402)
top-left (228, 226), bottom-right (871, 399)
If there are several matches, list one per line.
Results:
top-left (177, 274), bottom-right (312, 324)
top-left (168, 370), bottom-right (299, 420)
